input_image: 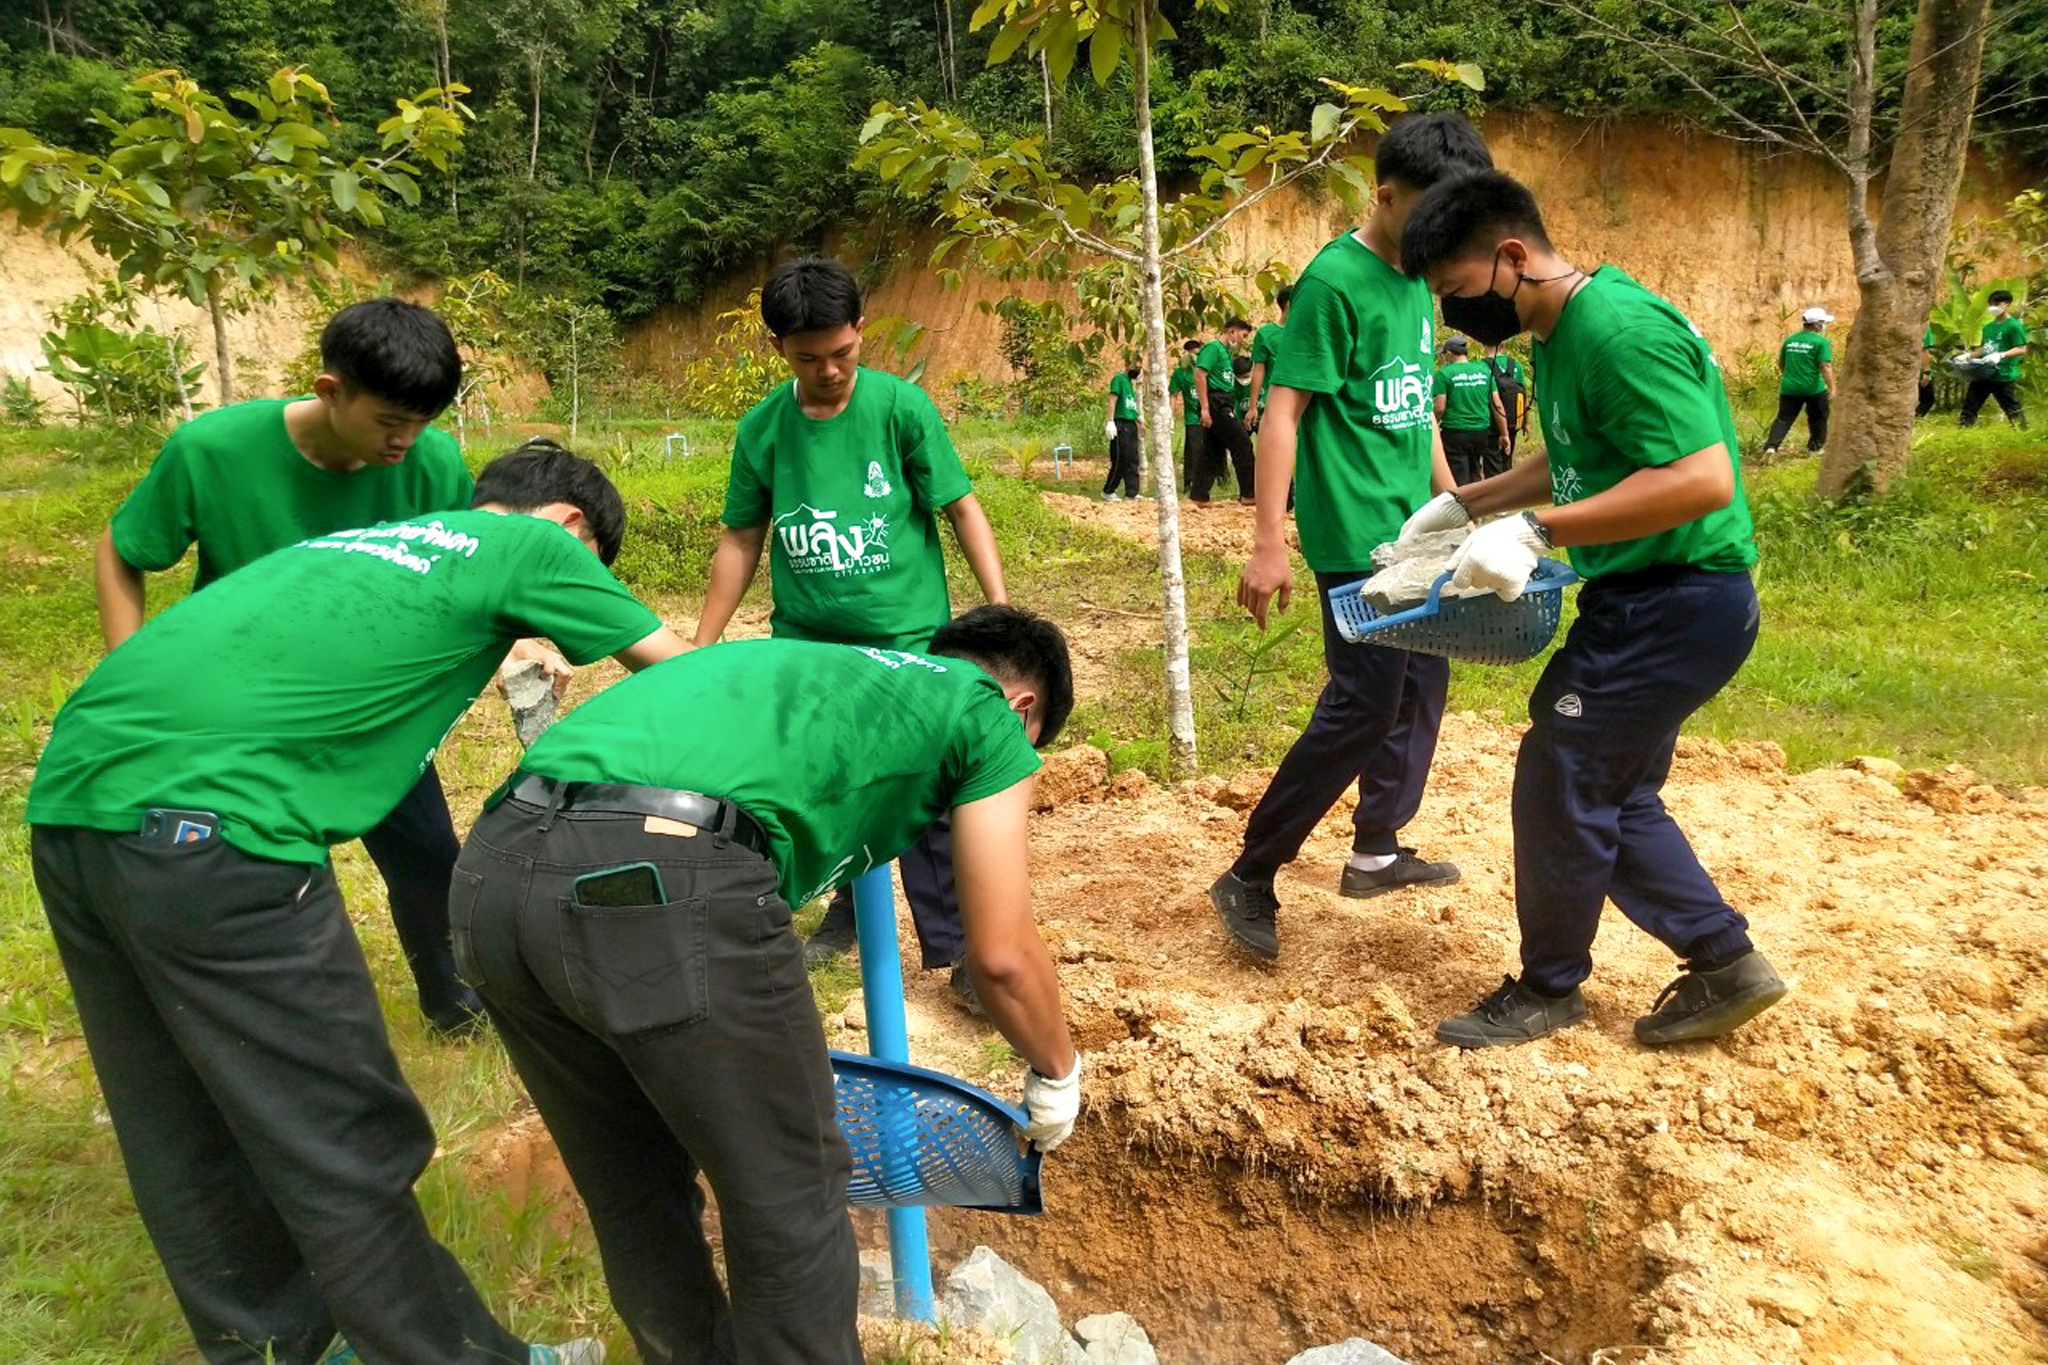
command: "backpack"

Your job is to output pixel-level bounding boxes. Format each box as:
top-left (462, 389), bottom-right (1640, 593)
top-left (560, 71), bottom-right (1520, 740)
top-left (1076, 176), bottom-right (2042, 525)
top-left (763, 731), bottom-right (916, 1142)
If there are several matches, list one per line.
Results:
top-left (1485, 355), bottom-right (1527, 430)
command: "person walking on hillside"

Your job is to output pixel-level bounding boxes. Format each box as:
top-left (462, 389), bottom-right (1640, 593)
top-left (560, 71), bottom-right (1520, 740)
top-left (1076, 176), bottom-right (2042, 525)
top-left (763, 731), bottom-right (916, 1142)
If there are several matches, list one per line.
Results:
top-left (694, 256), bottom-right (1011, 1014)
top-left (1484, 340), bottom-right (1531, 462)
top-left (1434, 334), bottom-right (1511, 485)
top-left (1399, 169), bottom-right (1787, 1050)
top-left (1218, 112), bottom-right (1492, 961)
top-left (1104, 362), bottom-right (1143, 501)
top-left (1762, 307), bottom-right (1835, 456)
top-left (1918, 324), bottom-right (1939, 418)
top-left (1961, 289), bottom-right (2029, 428)
top-left (1246, 287), bottom-right (1293, 431)
top-left (1170, 339), bottom-right (1205, 497)
top-left (1192, 318), bottom-right (1255, 504)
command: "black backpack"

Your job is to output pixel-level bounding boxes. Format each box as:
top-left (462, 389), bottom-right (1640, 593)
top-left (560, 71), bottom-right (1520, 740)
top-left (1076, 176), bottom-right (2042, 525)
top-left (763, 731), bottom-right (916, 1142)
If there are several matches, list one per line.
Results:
top-left (1485, 355), bottom-right (1527, 429)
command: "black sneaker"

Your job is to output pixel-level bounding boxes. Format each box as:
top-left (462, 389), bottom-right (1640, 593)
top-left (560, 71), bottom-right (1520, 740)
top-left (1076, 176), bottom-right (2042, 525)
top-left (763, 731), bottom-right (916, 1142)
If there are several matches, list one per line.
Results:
top-left (803, 895), bottom-right (857, 969)
top-left (1436, 976), bottom-right (1588, 1049)
top-left (1634, 951), bottom-right (1787, 1046)
top-left (1209, 871), bottom-right (1280, 960)
top-left (425, 987), bottom-right (489, 1041)
top-left (948, 963), bottom-right (988, 1018)
top-left (1339, 848), bottom-right (1461, 899)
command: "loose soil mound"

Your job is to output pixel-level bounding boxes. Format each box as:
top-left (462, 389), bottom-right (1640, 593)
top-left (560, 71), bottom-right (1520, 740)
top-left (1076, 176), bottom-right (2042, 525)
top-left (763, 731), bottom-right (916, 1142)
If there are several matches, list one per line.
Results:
top-left (1041, 491), bottom-right (1293, 563)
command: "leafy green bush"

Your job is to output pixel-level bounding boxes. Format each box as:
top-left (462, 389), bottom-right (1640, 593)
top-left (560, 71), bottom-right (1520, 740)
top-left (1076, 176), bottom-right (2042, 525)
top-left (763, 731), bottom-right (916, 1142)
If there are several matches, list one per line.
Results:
top-left (38, 282), bottom-right (203, 426)
top-left (2, 375), bottom-right (45, 426)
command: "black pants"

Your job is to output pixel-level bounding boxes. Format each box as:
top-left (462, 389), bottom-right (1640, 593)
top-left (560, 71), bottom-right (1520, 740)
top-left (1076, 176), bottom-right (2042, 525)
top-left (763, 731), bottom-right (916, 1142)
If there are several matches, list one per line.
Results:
top-left (1961, 378), bottom-right (2025, 427)
top-left (1441, 427), bottom-right (1495, 486)
top-left (1917, 377), bottom-right (1936, 417)
top-left (820, 812), bottom-right (959, 969)
top-left (454, 794), bottom-right (860, 1365)
top-left (29, 824), bottom-right (526, 1365)
top-left (1765, 393), bottom-right (1829, 451)
top-left (1233, 570), bottom-right (1449, 882)
top-left (1181, 424), bottom-right (1205, 499)
top-left (1192, 398), bottom-right (1254, 501)
top-left (1513, 569), bottom-right (1759, 994)
top-left (1103, 418), bottom-right (1141, 497)
top-left (359, 764), bottom-right (469, 1016)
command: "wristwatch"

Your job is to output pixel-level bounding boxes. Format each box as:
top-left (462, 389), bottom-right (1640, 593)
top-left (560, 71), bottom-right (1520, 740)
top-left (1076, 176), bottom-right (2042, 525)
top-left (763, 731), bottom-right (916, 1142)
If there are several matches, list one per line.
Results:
top-left (1522, 510), bottom-right (1555, 548)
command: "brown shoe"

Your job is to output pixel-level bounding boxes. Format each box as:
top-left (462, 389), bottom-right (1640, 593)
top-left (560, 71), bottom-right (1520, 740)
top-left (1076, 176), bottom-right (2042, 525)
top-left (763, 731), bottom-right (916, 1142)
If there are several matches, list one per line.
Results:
top-left (1237, 496), bottom-right (1256, 506)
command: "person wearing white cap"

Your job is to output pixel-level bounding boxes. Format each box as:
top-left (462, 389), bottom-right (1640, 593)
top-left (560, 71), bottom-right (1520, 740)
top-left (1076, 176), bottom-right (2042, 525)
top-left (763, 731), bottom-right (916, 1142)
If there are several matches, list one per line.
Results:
top-left (1763, 307), bottom-right (1836, 456)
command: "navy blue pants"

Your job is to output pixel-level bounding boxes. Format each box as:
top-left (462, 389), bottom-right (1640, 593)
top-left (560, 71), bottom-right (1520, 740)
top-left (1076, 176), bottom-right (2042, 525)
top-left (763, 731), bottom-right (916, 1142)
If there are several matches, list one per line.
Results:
top-left (823, 813), bottom-right (961, 969)
top-left (1514, 568), bottom-right (1760, 994)
top-left (358, 764), bottom-right (469, 1016)
top-left (1234, 570), bottom-right (1449, 882)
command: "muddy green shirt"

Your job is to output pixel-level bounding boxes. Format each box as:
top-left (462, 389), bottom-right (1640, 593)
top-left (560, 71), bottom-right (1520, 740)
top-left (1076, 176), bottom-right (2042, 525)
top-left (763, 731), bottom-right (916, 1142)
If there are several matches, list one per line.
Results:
top-left (110, 398), bottom-right (473, 587)
top-left (29, 511), bottom-right (661, 864)
top-left (1533, 267), bottom-right (1757, 581)
top-left (1983, 316), bottom-right (2028, 381)
top-left (1778, 331), bottom-right (1833, 396)
top-left (722, 369), bottom-right (971, 653)
top-left (1433, 359), bottom-right (1498, 432)
top-left (1267, 231), bottom-right (1436, 573)
top-left (522, 639), bottom-right (1041, 905)
top-left (1110, 372), bottom-right (1140, 421)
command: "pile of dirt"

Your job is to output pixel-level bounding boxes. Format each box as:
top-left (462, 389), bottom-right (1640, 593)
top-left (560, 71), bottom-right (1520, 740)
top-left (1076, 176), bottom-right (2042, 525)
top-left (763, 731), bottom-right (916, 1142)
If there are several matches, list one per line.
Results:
top-left (1041, 492), bottom-right (1291, 563)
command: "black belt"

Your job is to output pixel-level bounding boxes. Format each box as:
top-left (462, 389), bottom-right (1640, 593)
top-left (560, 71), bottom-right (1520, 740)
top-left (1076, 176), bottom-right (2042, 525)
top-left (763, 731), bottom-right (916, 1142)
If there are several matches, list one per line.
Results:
top-left (499, 773), bottom-right (771, 858)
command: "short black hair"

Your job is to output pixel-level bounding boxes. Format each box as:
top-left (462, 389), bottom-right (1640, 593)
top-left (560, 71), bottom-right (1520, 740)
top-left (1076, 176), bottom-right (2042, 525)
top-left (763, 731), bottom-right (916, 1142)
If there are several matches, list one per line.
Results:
top-left (929, 605), bottom-right (1074, 750)
top-left (320, 299), bottom-right (461, 416)
top-left (1224, 317), bottom-right (1251, 332)
top-left (1275, 285), bottom-right (1295, 311)
top-left (1399, 170), bottom-right (1555, 282)
top-left (761, 257), bottom-right (863, 337)
top-left (1182, 339), bottom-right (1201, 352)
top-left (1233, 355), bottom-right (1253, 375)
top-left (1125, 364), bottom-right (1141, 378)
top-left (1989, 289), bottom-right (2015, 306)
top-left (1374, 112), bottom-right (1493, 193)
top-left (470, 438), bottom-right (628, 565)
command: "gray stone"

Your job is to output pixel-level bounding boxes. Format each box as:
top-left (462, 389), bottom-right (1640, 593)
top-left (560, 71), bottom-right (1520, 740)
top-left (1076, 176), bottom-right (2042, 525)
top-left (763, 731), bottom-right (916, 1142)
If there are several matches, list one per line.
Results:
top-left (1361, 527), bottom-right (1487, 610)
top-left (500, 659), bottom-right (558, 747)
top-left (857, 1247), bottom-right (894, 1319)
top-left (939, 1246), bottom-right (1088, 1364)
top-left (1283, 1340), bottom-right (1410, 1365)
top-left (1075, 1310), bottom-right (1157, 1365)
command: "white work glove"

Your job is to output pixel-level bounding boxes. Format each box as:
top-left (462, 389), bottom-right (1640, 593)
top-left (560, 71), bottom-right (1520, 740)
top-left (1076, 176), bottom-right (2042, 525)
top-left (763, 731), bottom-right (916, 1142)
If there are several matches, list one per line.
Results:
top-left (1104, 419), bottom-right (1119, 440)
top-left (1021, 1055), bottom-right (1083, 1152)
top-left (1983, 349), bottom-right (2004, 363)
top-left (1449, 513), bottom-right (1550, 602)
top-left (1398, 491), bottom-right (1471, 543)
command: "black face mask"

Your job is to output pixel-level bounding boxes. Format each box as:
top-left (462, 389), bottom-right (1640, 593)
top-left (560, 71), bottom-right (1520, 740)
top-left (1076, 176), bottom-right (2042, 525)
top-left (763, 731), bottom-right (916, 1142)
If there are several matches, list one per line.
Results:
top-left (1440, 248), bottom-right (1528, 346)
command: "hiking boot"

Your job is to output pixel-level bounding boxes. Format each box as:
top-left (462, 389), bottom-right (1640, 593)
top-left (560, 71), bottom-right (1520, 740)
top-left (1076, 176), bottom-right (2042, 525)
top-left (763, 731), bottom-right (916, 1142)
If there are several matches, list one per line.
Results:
top-left (1209, 871), bottom-right (1279, 960)
top-left (1634, 951), bottom-right (1787, 1046)
top-left (1339, 848), bottom-right (1460, 900)
top-left (326, 1343), bottom-right (603, 1365)
top-left (1436, 976), bottom-right (1588, 1049)
top-left (948, 963), bottom-right (987, 1018)
top-left (803, 896), bottom-right (857, 969)
top-left (425, 987), bottom-right (490, 1041)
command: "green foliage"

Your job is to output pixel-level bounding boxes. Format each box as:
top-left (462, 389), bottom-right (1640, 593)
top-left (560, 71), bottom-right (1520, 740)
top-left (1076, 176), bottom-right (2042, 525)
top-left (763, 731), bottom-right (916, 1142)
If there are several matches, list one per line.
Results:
top-left (38, 280), bottom-right (204, 426)
top-left (1, 375), bottom-right (45, 426)
top-left (993, 297), bottom-right (1095, 415)
top-left (674, 292), bottom-right (782, 421)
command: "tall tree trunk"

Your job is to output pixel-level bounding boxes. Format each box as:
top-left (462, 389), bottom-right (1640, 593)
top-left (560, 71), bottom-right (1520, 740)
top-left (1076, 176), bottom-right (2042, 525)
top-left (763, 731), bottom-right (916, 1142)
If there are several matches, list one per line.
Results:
top-left (568, 312), bottom-right (580, 441)
top-left (41, 0), bottom-right (58, 55)
top-left (943, 0), bottom-right (959, 102)
top-left (153, 294), bottom-right (194, 422)
top-left (1819, 0), bottom-right (1993, 497)
top-left (1040, 51), bottom-right (1054, 141)
top-left (434, 5), bottom-right (459, 221)
top-left (204, 275), bottom-right (234, 407)
top-left (1131, 0), bottom-right (1198, 780)
top-left (527, 52), bottom-right (544, 180)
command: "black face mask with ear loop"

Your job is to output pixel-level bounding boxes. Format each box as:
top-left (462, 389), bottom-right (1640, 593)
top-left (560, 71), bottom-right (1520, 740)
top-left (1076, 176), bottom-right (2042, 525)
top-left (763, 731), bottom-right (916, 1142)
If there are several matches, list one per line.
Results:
top-left (1439, 247), bottom-right (1529, 347)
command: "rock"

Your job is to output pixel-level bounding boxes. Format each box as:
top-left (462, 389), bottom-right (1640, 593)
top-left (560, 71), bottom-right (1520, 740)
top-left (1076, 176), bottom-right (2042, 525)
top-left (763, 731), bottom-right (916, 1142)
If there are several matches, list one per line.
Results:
top-left (1903, 764), bottom-right (1981, 813)
top-left (1848, 755), bottom-right (1904, 783)
top-left (1212, 769), bottom-right (1269, 812)
top-left (1076, 1311), bottom-right (1157, 1365)
top-left (1033, 747), bottom-right (1110, 811)
top-left (1730, 740), bottom-right (1787, 771)
top-left (858, 1248), bottom-right (894, 1319)
top-left (940, 1246), bottom-right (1089, 1365)
top-left (1107, 769), bottom-right (1154, 800)
top-left (1283, 1341), bottom-right (1411, 1365)
top-left (500, 660), bottom-right (558, 748)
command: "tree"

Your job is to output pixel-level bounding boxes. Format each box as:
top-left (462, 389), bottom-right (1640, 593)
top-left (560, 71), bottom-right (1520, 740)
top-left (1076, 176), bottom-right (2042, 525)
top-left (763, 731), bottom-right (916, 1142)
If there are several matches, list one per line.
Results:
top-left (0, 67), bottom-right (470, 405)
top-left (1542, 0), bottom-right (1999, 497)
top-left (860, 0), bottom-right (1470, 778)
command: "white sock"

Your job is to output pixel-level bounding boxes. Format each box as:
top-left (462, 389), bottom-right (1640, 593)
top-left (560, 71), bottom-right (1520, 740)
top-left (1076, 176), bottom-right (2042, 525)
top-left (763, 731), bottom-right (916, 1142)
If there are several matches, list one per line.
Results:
top-left (1348, 851), bottom-right (1397, 873)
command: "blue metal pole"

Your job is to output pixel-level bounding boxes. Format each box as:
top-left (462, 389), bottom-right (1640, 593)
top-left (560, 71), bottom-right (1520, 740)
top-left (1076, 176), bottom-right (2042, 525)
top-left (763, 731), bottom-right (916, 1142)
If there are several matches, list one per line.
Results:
top-left (850, 864), bottom-right (936, 1322)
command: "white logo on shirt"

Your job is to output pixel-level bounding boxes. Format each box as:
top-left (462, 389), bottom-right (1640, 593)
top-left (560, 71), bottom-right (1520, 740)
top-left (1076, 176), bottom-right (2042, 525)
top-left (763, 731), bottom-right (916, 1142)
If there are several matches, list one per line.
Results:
top-left (773, 504), bottom-right (893, 578)
top-left (863, 462), bottom-right (893, 498)
top-left (1368, 356), bottom-right (1433, 432)
top-left (1552, 464), bottom-right (1585, 505)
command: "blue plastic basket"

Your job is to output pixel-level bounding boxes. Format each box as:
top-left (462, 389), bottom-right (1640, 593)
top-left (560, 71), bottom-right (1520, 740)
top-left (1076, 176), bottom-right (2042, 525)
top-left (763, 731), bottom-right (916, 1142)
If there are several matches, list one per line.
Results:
top-left (831, 1051), bottom-right (1043, 1214)
top-left (1327, 559), bottom-right (1579, 665)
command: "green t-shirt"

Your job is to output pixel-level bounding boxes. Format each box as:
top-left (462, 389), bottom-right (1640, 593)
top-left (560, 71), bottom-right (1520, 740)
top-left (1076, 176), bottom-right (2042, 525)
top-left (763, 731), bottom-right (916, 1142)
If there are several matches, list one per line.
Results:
top-left (1169, 364), bottom-right (1200, 427)
top-left (1433, 359), bottom-right (1497, 432)
top-left (1778, 331), bottom-right (1833, 396)
top-left (1984, 316), bottom-right (2028, 380)
top-left (1196, 340), bottom-right (1236, 401)
top-left (1267, 231), bottom-right (1437, 572)
top-left (722, 369), bottom-right (973, 653)
top-left (110, 398), bottom-right (474, 588)
top-left (523, 639), bottom-right (1042, 905)
top-left (1532, 267), bottom-right (1758, 581)
top-left (1249, 323), bottom-right (1286, 410)
top-left (28, 511), bottom-right (661, 864)
top-left (1109, 372), bottom-right (1140, 421)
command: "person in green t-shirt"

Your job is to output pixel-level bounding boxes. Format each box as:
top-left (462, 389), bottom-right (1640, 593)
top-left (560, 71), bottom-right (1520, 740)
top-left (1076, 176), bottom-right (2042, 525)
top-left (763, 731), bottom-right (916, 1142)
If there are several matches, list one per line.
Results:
top-left (94, 298), bottom-right (538, 1037)
top-left (1215, 112), bottom-right (1490, 963)
top-left (1918, 324), bottom-right (1938, 417)
top-left (1399, 168), bottom-right (1785, 1052)
top-left (456, 608), bottom-right (1081, 1363)
top-left (1433, 334), bottom-right (1511, 485)
top-left (695, 257), bottom-right (1010, 1006)
top-left (1169, 338), bottom-right (1205, 496)
top-left (1960, 289), bottom-right (2029, 427)
top-left (27, 442), bottom-right (686, 1365)
top-left (1103, 363), bottom-right (1143, 500)
top-left (1191, 319), bottom-right (1255, 503)
top-left (1231, 353), bottom-right (1255, 423)
top-left (1762, 306), bottom-right (1836, 455)
top-left (1245, 286), bottom-right (1292, 431)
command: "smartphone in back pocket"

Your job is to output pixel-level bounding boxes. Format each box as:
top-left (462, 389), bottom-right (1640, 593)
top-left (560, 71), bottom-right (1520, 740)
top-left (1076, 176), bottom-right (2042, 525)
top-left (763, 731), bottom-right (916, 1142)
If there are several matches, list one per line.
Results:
top-left (573, 862), bottom-right (667, 908)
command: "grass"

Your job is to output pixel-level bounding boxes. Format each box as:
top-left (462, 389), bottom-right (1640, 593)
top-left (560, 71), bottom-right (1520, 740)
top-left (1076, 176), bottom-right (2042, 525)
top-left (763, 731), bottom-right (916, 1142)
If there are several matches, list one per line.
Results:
top-left (0, 403), bottom-right (2042, 1361)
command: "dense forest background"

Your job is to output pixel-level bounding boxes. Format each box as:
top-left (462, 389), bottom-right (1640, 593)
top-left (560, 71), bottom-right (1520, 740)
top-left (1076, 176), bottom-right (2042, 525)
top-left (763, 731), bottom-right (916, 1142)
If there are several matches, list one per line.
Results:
top-left (4, 0), bottom-right (2044, 321)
